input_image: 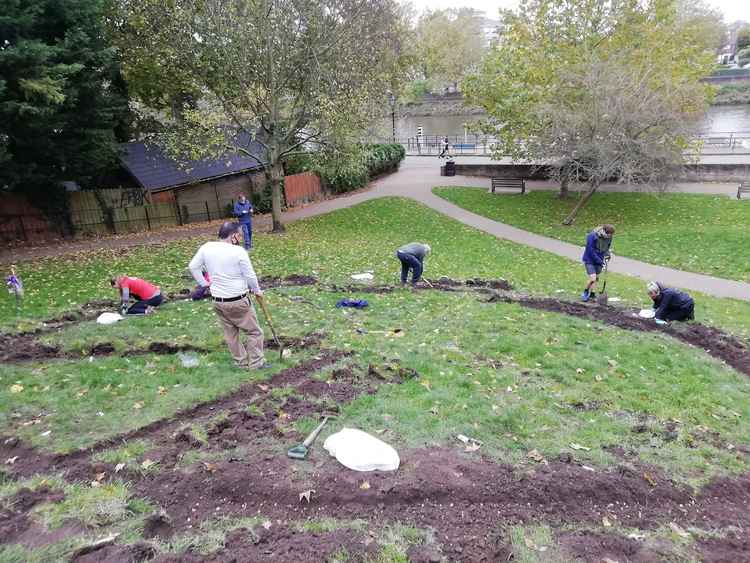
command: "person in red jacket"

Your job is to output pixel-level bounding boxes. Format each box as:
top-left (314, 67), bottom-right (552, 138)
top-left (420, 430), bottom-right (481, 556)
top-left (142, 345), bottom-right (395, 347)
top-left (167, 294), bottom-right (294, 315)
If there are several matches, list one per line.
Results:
top-left (110, 275), bottom-right (163, 315)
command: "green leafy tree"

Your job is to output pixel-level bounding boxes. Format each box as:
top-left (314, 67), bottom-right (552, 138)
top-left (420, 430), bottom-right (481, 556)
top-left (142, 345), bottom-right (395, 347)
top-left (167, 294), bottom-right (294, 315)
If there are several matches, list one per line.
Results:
top-left (111, 0), bottom-right (409, 232)
top-left (464, 0), bottom-right (715, 223)
top-left (0, 0), bottom-right (130, 214)
top-left (737, 26), bottom-right (750, 51)
top-left (415, 8), bottom-right (487, 93)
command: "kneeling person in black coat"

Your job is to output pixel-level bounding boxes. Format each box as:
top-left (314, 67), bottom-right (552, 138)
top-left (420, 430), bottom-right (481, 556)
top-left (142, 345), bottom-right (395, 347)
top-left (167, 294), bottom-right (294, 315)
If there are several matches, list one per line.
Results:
top-left (647, 282), bottom-right (694, 322)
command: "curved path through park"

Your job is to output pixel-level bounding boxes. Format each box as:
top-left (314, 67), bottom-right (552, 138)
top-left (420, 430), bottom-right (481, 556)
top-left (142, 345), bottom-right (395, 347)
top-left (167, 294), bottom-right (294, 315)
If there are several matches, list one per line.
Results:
top-left (284, 156), bottom-right (750, 301)
top-left (2, 156), bottom-right (749, 301)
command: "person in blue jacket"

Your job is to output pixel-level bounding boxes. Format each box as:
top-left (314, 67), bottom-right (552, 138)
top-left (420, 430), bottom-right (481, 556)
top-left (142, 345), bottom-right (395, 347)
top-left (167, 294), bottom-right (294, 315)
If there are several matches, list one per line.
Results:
top-left (647, 282), bottom-right (695, 322)
top-left (233, 193), bottom-right (254, 250)
top-left (581, 224), bottom-right (615, 302)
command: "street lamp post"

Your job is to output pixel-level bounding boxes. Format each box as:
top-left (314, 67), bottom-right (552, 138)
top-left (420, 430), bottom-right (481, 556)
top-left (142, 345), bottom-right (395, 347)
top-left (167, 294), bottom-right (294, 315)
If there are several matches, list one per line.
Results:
top-left (387, 91), bottom-right (396, 142)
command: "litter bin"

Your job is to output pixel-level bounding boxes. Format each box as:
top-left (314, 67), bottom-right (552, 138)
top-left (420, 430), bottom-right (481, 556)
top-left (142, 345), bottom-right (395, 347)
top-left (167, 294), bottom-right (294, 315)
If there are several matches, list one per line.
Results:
top-left (445, 160), bottom-right (456, 176)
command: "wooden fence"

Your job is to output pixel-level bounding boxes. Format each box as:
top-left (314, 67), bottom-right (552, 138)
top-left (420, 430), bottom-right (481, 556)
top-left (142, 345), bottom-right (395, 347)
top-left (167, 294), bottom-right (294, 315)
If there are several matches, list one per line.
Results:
top-left (284, 172), bottom-right (322, 207)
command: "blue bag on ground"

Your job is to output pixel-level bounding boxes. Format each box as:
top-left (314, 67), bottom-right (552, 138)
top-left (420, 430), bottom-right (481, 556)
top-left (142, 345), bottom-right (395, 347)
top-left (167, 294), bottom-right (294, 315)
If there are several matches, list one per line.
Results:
top-left (336, 299), bottom-right (369, 309)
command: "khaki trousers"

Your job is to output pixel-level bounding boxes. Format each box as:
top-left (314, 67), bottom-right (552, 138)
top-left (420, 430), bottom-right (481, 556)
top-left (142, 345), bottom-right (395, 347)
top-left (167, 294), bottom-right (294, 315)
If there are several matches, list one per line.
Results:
top-left (213, 297), bottom-right (265, 368)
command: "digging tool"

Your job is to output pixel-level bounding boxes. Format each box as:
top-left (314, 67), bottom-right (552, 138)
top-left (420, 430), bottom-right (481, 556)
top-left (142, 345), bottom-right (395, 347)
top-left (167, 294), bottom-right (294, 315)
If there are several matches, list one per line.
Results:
top-left (421, 278), bottom-right (434, 288)
top-left (287, 414), bottom-right (334, 460)
top-left (255, 294), bottom-right (284, 361)
top-left (596, 262), bottom-right (609, 306)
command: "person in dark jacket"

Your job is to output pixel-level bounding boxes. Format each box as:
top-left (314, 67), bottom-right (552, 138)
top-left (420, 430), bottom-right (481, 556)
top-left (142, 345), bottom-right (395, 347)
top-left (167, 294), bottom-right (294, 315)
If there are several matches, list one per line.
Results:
top-left (647, 282), bottom-right (695, 322)
top-left (396, 242), bottom-right (431, 286)
top-left (581, 224), bottom-right (615, 302)
top-left (233, 193), bottom-right (254, 250)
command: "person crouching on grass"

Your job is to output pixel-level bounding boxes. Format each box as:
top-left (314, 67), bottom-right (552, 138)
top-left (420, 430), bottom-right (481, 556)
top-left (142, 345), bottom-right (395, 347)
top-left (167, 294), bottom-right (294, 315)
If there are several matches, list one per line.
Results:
top-left (189, 221), bottom-right (269, 370)
top-left (581, 224), bottom-right (615, 302)
top-left (647, 282), bottom-right (695, 322)
top-left (110, 275), bottom-right (163, 315)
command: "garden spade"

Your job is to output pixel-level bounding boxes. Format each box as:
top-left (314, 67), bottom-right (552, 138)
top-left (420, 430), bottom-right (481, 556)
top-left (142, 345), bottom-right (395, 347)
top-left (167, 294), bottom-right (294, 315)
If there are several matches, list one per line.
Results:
top-left (287, 415), bottom-right (332, 460)
top-left (255, 294), bottom-right (284, 360)
top-left (596, 263), bottom-right (609, 306)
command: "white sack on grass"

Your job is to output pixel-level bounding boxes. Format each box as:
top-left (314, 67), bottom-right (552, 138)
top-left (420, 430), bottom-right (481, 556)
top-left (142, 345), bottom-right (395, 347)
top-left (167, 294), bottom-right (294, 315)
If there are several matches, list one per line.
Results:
top-left (638, 309), bottom-right (656, 319)
top-left (323, 428), bottom-right (400, 472)
top-left (96, 312), bottom-right (123, 325)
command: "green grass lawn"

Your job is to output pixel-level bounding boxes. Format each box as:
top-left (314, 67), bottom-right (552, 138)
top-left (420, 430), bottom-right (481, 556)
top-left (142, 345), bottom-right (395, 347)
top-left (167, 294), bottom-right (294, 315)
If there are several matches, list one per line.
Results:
top-left (433, 187), bottom-right (750, 283)
top-left (2, 197), bottom-right (750, 561)
top-left (3, 198), bottom-right (750, 337)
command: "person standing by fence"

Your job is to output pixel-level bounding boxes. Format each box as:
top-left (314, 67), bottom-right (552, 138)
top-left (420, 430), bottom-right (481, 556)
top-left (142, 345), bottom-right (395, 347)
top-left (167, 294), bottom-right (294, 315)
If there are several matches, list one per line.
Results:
top-left (233, 193), bottom-right (254, 250)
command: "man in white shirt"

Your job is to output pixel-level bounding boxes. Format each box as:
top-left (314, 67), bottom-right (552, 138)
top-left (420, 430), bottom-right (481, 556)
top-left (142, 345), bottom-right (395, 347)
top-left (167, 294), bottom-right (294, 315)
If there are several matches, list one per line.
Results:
top-left (188, 222), bottom-right (267, 369)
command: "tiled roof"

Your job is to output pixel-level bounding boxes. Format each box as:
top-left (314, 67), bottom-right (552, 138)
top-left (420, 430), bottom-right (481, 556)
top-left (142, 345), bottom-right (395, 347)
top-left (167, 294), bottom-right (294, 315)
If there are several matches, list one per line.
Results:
top-left (120, 137), bottom-right (267, 192)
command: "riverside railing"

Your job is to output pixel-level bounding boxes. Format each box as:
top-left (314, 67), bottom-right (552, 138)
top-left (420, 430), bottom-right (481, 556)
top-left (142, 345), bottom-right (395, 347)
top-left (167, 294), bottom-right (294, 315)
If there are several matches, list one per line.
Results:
top-left (385, 131), bottom-right (750, 156)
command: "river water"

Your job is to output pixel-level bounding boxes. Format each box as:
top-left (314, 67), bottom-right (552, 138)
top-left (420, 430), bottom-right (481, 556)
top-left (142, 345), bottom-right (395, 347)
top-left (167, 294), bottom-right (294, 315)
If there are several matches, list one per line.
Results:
top-left (379, 104), bottom-right (750, 139)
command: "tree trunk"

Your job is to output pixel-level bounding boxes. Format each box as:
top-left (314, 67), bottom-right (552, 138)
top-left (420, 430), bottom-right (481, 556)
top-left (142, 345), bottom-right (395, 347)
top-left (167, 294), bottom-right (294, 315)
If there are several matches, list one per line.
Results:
top-left (558, 176), bottom-right (569, 199)
top-left (269, 160), bottom-right (285, 233)
top-left (562, 180), bottom-right (599, 225)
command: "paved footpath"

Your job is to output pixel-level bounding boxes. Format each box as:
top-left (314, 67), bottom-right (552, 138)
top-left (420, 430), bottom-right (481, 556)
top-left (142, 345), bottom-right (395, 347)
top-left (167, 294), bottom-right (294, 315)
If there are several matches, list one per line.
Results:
top-left (3, 156), bottom-right (749, 301)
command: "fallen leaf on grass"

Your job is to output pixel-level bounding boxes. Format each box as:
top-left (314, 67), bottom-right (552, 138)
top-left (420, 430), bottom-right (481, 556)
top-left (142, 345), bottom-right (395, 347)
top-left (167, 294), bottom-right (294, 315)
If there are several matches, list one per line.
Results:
top-left (133, 402), bottom-right (144, 410)
top-left (258, 384), bottom-right (269, 392)
top-left (526, 449), bottom-right (545, 463)
top-left (524, 537), bottom-right (537, 550)
top-left (76, 389), bottom-right (88, 398)
top-left (419, 380), bottom-right (432, 391)
top-left (359, 481), bottom-right (370, 490)
top-left (5, 457), bottom-right (18, 465)
top-left (21, 419), bottom-right (41, 427)
top-left (95, 472), bottom-right (106, 482)
top-left (141, 459), bottom-right (157, 470)
top-left (643, 472), bottom-right (657, 487)
top-left (569, 443), bottom-right (590, 451)
top-left (114, 463), bottom-right (125, 473)
top-left (9, 384), bottom-right (24, 393)
top-left (157, 386), bottom-right (168, 396)
top-left (669, 522), bottom-right (690, 538)
top-left (602, 516), bottom-right (612, 527)
top-left (40, 430), bottom-right (51, 437)
top-left (203, 462), bottom-right (218, 473)
top-left (299, 489), bottom-right (315, 503)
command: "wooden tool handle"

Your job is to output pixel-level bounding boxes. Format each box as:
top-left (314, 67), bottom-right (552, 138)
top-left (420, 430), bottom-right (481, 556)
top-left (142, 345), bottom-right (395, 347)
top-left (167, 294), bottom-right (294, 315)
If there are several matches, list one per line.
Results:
top-left (302, 417), bottom-right (329, 447)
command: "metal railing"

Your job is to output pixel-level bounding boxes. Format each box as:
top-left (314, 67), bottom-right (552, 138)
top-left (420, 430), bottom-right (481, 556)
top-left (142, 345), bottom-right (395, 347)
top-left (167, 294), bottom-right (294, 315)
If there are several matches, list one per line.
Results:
top-left (383, 131), bottom-right (750, 156)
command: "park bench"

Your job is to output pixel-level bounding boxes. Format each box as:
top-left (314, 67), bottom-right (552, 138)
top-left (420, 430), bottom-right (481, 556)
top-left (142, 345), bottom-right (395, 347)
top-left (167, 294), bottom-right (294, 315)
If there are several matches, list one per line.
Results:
top-left (491, 177), bottom-right (526, 195)
top-left (738, 181), bottom-right (750, 200)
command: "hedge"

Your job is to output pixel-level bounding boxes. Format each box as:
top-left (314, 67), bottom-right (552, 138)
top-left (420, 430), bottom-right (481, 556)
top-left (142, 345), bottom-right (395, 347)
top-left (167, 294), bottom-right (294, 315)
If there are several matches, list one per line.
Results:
top-left (285, 143), bottom-right (405, 195)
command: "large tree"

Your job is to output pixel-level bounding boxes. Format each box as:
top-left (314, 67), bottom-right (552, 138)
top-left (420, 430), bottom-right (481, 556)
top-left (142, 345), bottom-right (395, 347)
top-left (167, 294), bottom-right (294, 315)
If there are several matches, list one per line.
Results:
top-left (110, 0), bottom-right (408, 232)
top-left (464, 0), bottom-right (716, 223)
top-left (415, 8), bottom-right (487, 93)
top-left (0, 0), bottom-right (130, 212)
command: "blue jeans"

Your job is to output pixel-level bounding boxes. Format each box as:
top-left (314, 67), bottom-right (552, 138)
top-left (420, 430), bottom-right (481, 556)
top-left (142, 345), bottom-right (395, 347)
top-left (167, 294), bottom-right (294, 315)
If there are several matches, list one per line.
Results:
top-left (397, 251), bottom-right (423, 285)
top-left (240, 221), bottom-right (252, 249)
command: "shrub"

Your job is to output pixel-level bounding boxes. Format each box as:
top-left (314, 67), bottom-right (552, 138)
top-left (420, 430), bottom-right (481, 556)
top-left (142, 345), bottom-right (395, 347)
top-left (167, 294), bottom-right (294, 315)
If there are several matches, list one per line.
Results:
top-left (285, 143), bottom-right (405, 195)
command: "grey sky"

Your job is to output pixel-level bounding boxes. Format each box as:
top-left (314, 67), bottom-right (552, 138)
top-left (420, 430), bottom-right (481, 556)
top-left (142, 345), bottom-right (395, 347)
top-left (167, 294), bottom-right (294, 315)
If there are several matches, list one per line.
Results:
top-left (409, 0), bottom-right (750, 23)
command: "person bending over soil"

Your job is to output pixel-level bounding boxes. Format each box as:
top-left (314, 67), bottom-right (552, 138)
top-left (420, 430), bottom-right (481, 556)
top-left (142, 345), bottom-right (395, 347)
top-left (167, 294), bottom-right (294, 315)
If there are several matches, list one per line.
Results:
top-left (189, 221), bottom-right (269, 370)
top-left (111, 276), bottom-right (163, 315)
top-left (581, 224), bottom-right (615, 302)
top-left (647, 282), bottom-right (695, 322)
top-left (396, 242), bottom-right (431, 287)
